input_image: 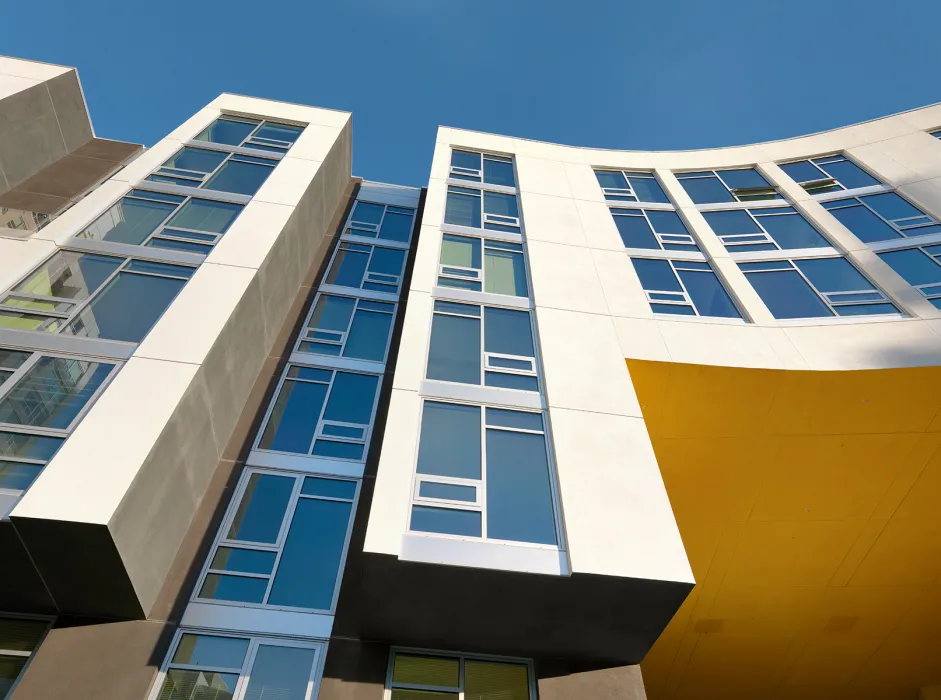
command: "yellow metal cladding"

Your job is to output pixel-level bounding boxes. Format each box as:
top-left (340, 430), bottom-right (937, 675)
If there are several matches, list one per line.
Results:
top-left (628, 359), bottom-right (941, 700)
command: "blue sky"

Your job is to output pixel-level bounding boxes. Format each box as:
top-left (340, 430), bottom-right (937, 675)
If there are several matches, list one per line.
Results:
top-left (4, 0), bottom-right (940, 187)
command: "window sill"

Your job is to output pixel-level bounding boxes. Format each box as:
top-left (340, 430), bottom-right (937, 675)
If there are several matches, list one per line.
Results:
top-left (400, 532), bottom-right (568, 576)
top-left (181, 600), bottom-right (334, 638)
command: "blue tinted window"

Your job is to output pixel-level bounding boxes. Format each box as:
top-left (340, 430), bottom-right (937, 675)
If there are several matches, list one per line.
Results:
top-left (195, 118), bottom-right (258, 146)
top-left (210, 547), bottom-right (277, 574)
top-left (84, 198), bottom-right (176, 246)
top-left (301, 477), bottom-right (356, 499)
top-left (484, 307), bottom-right (534, 358)
top-left (742, 268), bottom-right (832, 319)
top-left (427, 313), bottom-right (480, 384)
top-left (718, 168), bottom-right (770, 190)
top-left (253, 123), bottom-right (303, 144)
top-left (821, 159), bottom-right (879, 190)
top-left (794, 257), bottom-right (874, 293)
top-left (322, 372), bottom-right (379, 425)
top-left (824, 200), bottom-right (900, 242)
top-left (227, 473), bottom-right (294, 543)
top-left (704, 209), bottom-right (762, 235)
top-left (451, 150), bottom-right (480, 171)
top-left (445, 188), bottom-right (481, 228)
top-left (485, 408), bottom-right (543, 431)
top-left (677, 173), bottom-right (734, 204)
top-left (631, 258), bottom-right (681, 291)
top-left (0, 432), bottom-right (63, 461)
top-left (878, 248), bottom-right (941, 287)
top-left (614, 212), bottom-right (658, 249)
top-left (627, 175), bottom-right (670, 203)
top-left (677, 269), bottom-right (741, 319)
top-left (204, 160), bottom-right (273, 196)
top-left (780, 160), bottom-right (824, 184)
top-left (417, 402), bottom-right (480, 479)
top-left (163, 147), bottom-right (227, 174)
top-left (172, 635), bottom-right (249, 668)
top-left (483, 191), bottom-right (519, 218)
top-left (258, 379), bottom-right (327, 453)
top-left (168, 198), bottom-right (242, 234)
top-left (199, 574), bottom-right (268, 603)
top-left (344, 308), bottom-right (393, 362)
top-left (419, 482), bottom-right (476, 502)
top-left (484, 159), bottom-right (515, 187)
top-left (647, 210), bottom-right (689, 234)
top-left (862, 192), bottom-right (924, 222)
top-left (595, 171), bottom-right (627, 190)
top-left (326, 245), bottom-right (370, 288)
top-left (242, 646), bottom-right (316, 700)
top-left (485, 372), bottom-right (539, 391)
top-left (352, 202), bottom-right (384, 225)
top-left (379, 211), bottom-right (414, 242)
top-left (486, 429), bottom-right (556, 545)
top-left (754, 210), bottom-right (829, 249)
top-left (411, 506), bottom-right (481, 537)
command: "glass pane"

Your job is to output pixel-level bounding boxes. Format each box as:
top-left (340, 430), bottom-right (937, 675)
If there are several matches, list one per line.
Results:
top-left (0, 431), bottom-right (62, 461)
top-left (309, 295), bottom-right (355, 333)
top-left (0, 618), bottom-right (47, 652)
top-left (703, 210), bottom-right (761, 235)
top-left (878, 249), bottom-right (941, 286)
top-left (484, 249), bottom-right (527, 297)
top-left (0, 656), bottom-right (27, 700)
top-left (485, 372), bottom-right (539, 391)
top-left (0, 313), bottom-right (52, 332)
top-left (351, 202), bottom-right (384, 225)
top-left (780, 160), bottom-right (824, 184)
top-left (417, 402), bottom-right (481, 479)
top-left (209, 547), bottom-right (276, 575)
top-left (14, 252), bottom-right (121, 301)
top-left (484, 191), bottom-right (519, 218)
top-left (862, 192), bottom-right (925, 222)
top-left (484, 159), bottom-right (515, 187)
top-left (795, 257), bottom-right (874, 293)
top-left (198, 574), bottom-right (268, 603)
top-left (756, 211), bottom-right (829, 249)
top-left (594, 171), bottom-right (626, 190)
top-left (0, 350), bottom-right (29, 371)
top-left (63, 272), bottom-right (186, 343)
top-left (393, 654), bottom-right (460, 687)
top-left (821, 159), bottom-right (879, 190)
top-left (157, 669), bottom-right (238, 700)
top-left (167, 199), bottom-right (242, 234)
top-left (321, 372), bottom-right (379, 424)
top-left (148, 238), bottom-right (212, 255)
top-left (368, 247), bottom-right (406, 276)
top-left (242, 645), bottom-right (315, 700)
top-left (326, 247), bottom-right (370, 288)
top-left (162, 147), bottom-right (228, 174)
top-left (253, 123), bottom-right (304, 144)
top-left (465, 660), bottom-right (530, 700)
top-left (677, 271), bottom-right (741, 319)
top-left (427, 313), bottom-right (480, 384)
top-left (391, 692), bottom-right (458, 700)
top-left (827, 203), bottom-right (901, 243)
top-left (258, 379), bottom-right (328, 453)
top-left (452, 150), bottom-right (480, 171)
top-left (484, 308), bottom-right (534, 357)
top-left (267, 498), bottom-right (352, 609)
top-left (195, 118), bottom-right (258, 146)
top-left (835, 303), bottom-right (897, 316)
top-left (227, 473), bottom-right (295, 543)
top-left (0, 357), bottom-right (112, 430)
top-left (626, 175), bottom-right (669, 203)
top-left (419, 481), bottom-right (476, 502)
top-left (204, 160), bottom-right (273, 196)
top-left (485, 408), bottom-right (543, 431)
top-left (744, 270), bottom-right (832, 319)
top-left (647, 210), bottom-right (689, 234)
top-left (311, 440), bottom-right (363, 460)
top-left (631, 259), bottom-right (681, 292)
top-left (486, 429), bottom-right (555, 545)
top-left (80, 198), bottom-right (176, 246)
top-left (678, 175), bottom-right (734, 204)
top-left (301, 477), bottom-right (356, 499)
top-left (0, 461), bottom-right (42, 491)
top-left (614, 214), bottom-right (659, 249)
top-left (172, 634), bottom-right (249, 668)
top-left (718, 168), bottom-right (770, 189)
top-left (650, 303), bottom-right (696, 315)
top-left (410, 505), bottom-right (481, 536)
top-left (379, 212), bottom-right (414, 242)
top-left (441, 235), bottom-right (480, 269)
top-left (344, 310), bottom-right (393, 362)
top-left (445, 191), bottom-right (481, 228)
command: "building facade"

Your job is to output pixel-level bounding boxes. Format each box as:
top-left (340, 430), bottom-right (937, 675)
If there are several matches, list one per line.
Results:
top-left (1, 54), bottom-right (941, 700)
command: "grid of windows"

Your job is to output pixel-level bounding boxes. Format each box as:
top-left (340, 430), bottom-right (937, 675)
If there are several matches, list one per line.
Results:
top-left (779, 154), bottom-right (880, 194)
top-left (194, 116), bottom-right (304, 154)
top-left (676, 168), bottom-right (782, 204)
top-left (631, 259), bottom-right (741, 319)
top-left (147, 146), bottom-right (278, 197)
top-left (0, 251), bottom-right (195, 343)
top-left (878, 245), bottom-right (941, 309)
top-left (387, 650), bottom-right (534, 700)
top-left (437, 234), bottom-right (528, 296)
top-left (0, 616), bottom-right (49, 700)
top-left (702, 206), bottom-right (830, 252)
top-left (194, 469), bottom-right (357, 612)
top-left (611, 207), bottom-right (699, 252)
top-left (445, 186), bottom-right (521, 234)
top-left (822, 193), bottom-right (941, 242)
top-left (739, 257), bottom-right (897, 319)
top-left (450, 151), bottom-right (516, 188)
top-left (593, 170), bottom-right (670, 203)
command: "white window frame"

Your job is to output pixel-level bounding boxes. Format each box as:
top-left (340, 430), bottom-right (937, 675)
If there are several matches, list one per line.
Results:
top-left (343, 200), bottom-right (417, 247)
top-left (445, 186), bottom-right (522, 234)
top-left (609, 205), bottom-right (699, 251)
top-left (632, 258), bottom-right (740, 318)
top-left (778, 153), bottom-right (882, 195)
top-left (323, 240), bottom-right (406, 297)
top-left (876, 244), bottom-right (941, 305)
top-left (676, 168), bottom-right (782, 203)
top-left (449, 150), bottom-right (516, 188)
top-left (436, 233), bottom-right (529, 298)
top-left (822, 193), bottom-right (941, 240)
top-left (703, 205), bottom-right (832, 253)
top-left (197, 115), bottom-right (305, 153)
top-left (146, 145), bottom-right (279, 192)
top-left (593, 169), bottom-right (668, 203)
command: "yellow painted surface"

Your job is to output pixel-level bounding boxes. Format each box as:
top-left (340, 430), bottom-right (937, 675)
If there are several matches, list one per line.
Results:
top-left (629, 360), bottom-right (941, 700)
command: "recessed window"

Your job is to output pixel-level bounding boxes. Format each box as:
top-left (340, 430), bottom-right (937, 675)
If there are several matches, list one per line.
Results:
top-left (152, 632), bottom-right (323, 700)
top-left (450, 150), bottom-right (516, 188)
top-left (296, 294), bottom-right (396, 362)
top-left (445, 186), bottom-right (521, 234)
top-left (611, 207), bottom-right (698, 251)
top-left (0, 251), bottom-right (194, 343)
top-left (427, 301), bottom-right (539, 392)
top-left (676, 168), bottom-right (781, 204)
top-left (0, 616), bottom-right (49, 699)
top-left (822, 193), bottom-right (941, 243)
top-left (196, 469), bottom-right (357, 611)
top-left (594, 169), bottom-right (670, 204)
top-left (75, 189), bottom-right (242, 254)
top-left (411, 401), bottom-right (556, 545)
top-left (739, 257), bottom-right (898, 319)
top-left (194, 116), bottom-right (304, 153)
top-left (437, 234), bottom-right (528, 297)
top-left (388, 650), bottom-right (534, 700)
top-left (147, 146), bottom-right (278, 196)
top-left (324, 241), bottom-right (406, 295)
top-left (932, 129), bottom-right (941, 140)
top-left (779, 154), bottom-right (880, 194)
top-left (878, 245), bottom-right (941, 309)
top-left (257, 365), bottom-right (381, 461)
top-left (345, 201), bottom-right (416, 244)
top-left (702, 206), bottom-right (830, 252)
top-left (631, 258), bottom-right (741, 319)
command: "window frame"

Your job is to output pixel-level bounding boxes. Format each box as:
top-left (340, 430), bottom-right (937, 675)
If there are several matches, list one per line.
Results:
top-left (0, 614), bottom-right (53, 699)
top-left (449, 150), bottom-right (517, 188)
top-left (593, 169), bottom-right (671, 204)
top-left (195, 115), bottom-right (305, 154)
top-left (436, 232), bottom-right (530, 299)
top-left (294, 291), bottom-right (398, 365)
top-left (822, 192), bottom-right (941, 241)
top-left (702, 205), bottom-right (833, 253)
top-left (149, 628), bottom-right (326, 700)
top-left (445, 186), bottom-right (522, 234)
top-left (631, 257), bottom-right (743, 319)
top-left (407, 399), bottom-right (561, 547)
top-left (384, 647), bottom-right (537, 700)
top-left (322, 240), bottom-right (407, 297)
top-left (876, 244), bottom-right (941, 307)
top-left (343, 200), bottom-right (417, 247)
top-left (778, 153), bottom-right (881, 195)
top-left (190, 467), bottom-right (359, 614)
top-left (610, 205), bottom-right (700, 251)
top-left (146, 145), bottom-right (279, 195)
top-left (675, 168), bottom-right (782, 203)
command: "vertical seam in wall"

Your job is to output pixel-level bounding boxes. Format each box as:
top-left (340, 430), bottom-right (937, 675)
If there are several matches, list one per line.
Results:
top-left (44, 83), bottom-right (69, 156)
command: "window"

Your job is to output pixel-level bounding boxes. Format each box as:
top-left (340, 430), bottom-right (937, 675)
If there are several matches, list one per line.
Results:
top-left (344, 201), bottom-right (415, 244)
top-left (778, 154), bottom-right (880, 194)
top-left (611, 208), bottom-right (699, 251)
top-left (631, 259), bottom-right (741, 319)
top-left (76, 189), bottom-right (242, 254)
top-left (593, 170), bottom-right (670, 204)
top-left (296, 294), bottom-right (396, 363)
top-left (878, 245), bottom-right (941, 309)
top-left (437, 234), bottom-right (528, 297)
top-left (0, 251), bottom-right (195, 343)
top-left (739, 257), bottom-right (898, 319)
top-left (450, 150), bottom-right (516, 188)
top-left (445, 186), bottom-right (521, 234)
top-left (932, 129), bottom-right (941, 140)
top-left (388, 650), bottom-right (534, 700)
top-left (0, 616), bottom-right (49, 700)
top-left (257, 366), bottom-right (380, 461)
top-left (152, 631), bottom-right (323, 700)
top-left (822, 193), bottom-right (941, 243)
top-left (702, 206), bottom-right (830, 252)
top-left (676, 168), bottom-right (782, 204)
top-left (194, 116), bottom-right (304, 154)
top-left (410, 401), bottom-right (557, 545)
top-left (427, 302), bottom-right (539, 392)
top-left (196, 469), bottom-right (357, 611)
top-left (147, 146), bottom-right (278, 197)
top-left (324, 242), bottom-right (406, 295)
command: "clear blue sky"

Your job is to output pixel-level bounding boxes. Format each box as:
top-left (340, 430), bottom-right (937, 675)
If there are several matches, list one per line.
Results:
top-left (4, 0), bottom-right (939, 187)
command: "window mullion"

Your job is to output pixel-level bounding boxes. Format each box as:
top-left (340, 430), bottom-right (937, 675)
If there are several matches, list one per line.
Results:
top-left (479, 405), bottom-right (488, 540)
top-left (262, 474), bottom-right (305, 604)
